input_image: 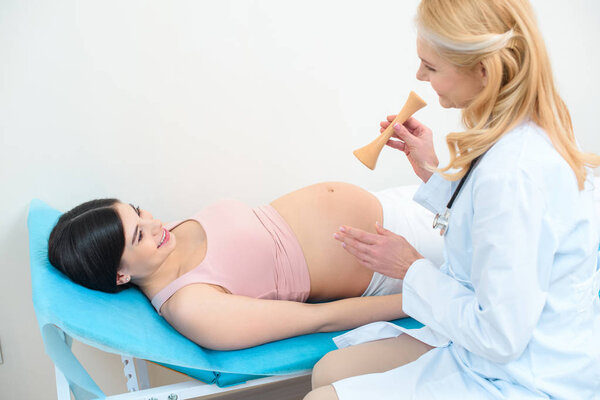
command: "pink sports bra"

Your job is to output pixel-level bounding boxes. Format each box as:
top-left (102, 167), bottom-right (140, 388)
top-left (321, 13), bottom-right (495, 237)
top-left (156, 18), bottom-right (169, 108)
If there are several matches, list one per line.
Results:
top-left (150, 199), bottom-right (311, 314)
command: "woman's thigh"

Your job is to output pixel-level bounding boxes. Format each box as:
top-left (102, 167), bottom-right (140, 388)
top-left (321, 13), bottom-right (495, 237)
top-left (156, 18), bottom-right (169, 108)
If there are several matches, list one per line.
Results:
top-left (311, 333), bottom-right (434, 389)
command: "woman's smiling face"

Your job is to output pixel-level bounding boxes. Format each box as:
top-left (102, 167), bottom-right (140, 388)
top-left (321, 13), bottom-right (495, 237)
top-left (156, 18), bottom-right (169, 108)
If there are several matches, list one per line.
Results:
top-left (114, 202), bottom-right (176, 285)
top-left (415, 37), bottom-right (486, 109)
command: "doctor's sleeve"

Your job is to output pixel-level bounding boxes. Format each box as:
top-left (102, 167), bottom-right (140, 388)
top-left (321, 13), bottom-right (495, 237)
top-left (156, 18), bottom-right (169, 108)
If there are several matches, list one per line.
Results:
top-left (412, 172), bottom-right (453, 215)
top-left (403, 170), bottom-right (549, 363)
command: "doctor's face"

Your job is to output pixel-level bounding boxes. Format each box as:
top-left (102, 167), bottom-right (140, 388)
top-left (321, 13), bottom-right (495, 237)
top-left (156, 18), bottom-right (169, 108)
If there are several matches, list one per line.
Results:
top-left (115, 202), bottom-right (176, 285)
top-left (415, 37), bottom-right (486, 109)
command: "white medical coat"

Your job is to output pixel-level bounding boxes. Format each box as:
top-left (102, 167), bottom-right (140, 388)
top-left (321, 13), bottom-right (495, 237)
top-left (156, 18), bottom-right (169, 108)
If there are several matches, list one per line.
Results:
top-left (333, 121), bottom-right (600, 399)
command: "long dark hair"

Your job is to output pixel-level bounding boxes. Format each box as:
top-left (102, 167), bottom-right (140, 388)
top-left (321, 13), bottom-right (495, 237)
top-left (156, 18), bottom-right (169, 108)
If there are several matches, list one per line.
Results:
top-left (48, 199), bottom-right (133, 293)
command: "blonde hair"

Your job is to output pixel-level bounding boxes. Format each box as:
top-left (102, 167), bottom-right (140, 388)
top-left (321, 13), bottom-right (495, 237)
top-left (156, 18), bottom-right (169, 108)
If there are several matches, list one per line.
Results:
top-left (416, 0), bottom-right (599, 189)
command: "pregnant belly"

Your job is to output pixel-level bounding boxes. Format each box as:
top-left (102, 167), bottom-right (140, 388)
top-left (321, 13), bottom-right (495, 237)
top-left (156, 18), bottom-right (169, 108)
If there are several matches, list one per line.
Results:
top-left (270, 182), bottom-right (383, 300)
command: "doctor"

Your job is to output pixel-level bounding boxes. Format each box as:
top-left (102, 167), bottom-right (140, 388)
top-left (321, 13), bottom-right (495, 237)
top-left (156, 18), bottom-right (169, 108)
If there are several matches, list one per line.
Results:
top-left (304, 0), bottom-right (600, 399)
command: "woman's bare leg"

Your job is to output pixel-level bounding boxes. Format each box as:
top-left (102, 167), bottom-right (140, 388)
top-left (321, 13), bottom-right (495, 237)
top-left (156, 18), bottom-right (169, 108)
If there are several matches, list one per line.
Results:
top-left (311, 333), bottom-right (433, 390)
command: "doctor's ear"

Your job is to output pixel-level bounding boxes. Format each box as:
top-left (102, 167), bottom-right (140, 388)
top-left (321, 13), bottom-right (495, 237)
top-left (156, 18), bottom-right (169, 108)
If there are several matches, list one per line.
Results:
top-left (479, 62), bottom-right (488, 88)
top-left (116, 272), bottom-right (131, 286)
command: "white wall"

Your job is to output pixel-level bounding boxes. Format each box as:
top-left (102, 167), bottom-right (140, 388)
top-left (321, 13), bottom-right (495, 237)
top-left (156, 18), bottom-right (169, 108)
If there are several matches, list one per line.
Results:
top-left (1, 0), bottom-right (599, 397)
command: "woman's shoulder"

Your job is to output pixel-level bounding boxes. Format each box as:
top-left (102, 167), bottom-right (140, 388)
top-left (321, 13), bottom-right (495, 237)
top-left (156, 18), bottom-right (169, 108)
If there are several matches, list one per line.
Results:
top-left (161, 283), bottom-right (229, 319)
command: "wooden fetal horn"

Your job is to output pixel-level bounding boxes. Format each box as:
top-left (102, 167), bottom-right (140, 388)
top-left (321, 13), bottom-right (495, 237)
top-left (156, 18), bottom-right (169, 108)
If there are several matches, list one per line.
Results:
top-left (353, 91), bottom-right (427, 170)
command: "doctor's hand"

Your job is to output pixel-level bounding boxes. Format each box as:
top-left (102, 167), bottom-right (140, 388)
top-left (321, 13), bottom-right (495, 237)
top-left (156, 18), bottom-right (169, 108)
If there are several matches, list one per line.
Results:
top-left (334, 222), bottom-right (423, 280)
top-left (380, 116), bottom-right (439, 183)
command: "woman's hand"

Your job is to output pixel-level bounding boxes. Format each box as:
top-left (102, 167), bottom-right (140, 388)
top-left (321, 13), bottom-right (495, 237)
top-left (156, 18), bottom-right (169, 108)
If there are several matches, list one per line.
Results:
top-left (380, 116), bottom-right (439, 182)
top-left (333, 223), bottom-right (423, 280)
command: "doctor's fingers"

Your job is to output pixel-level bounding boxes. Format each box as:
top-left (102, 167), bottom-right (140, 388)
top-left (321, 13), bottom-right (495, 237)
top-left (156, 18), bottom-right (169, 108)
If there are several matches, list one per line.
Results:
top-left (386, 138), bottom-right (407, 152)
top-left (379, 115), bottom-right (397, 132)
top-left (381, 116), bottom-right (425, 133)
top-left (392, 122), bottom-right (419, 145)
top-left (338, 236), bottom-right (376, 266)
top-left (337, 226), bottom-right (379, 245)
top-left (403, 117), bottom-right (430, 136)
top-left (334, 231), bottom-right (378, 258)
top-left (380, 115), bottom-right (397, 126)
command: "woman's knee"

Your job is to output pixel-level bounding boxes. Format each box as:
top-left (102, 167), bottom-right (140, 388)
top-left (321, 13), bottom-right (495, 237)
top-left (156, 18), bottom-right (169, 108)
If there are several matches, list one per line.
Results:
top-left (303, 384), bottom-right (339, 400)
top-left (311, 350), bottom-right (343, 389)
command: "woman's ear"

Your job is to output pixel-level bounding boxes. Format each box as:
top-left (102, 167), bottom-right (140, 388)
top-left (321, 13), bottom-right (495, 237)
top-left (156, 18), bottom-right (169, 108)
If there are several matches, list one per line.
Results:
top-left (116, 271), bottom-right (131, 285)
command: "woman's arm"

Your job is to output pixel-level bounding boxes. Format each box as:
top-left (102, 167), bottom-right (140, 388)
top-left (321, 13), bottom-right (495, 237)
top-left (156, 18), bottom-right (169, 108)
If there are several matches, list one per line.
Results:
top-left (163, 284), bottom-right (407, 350)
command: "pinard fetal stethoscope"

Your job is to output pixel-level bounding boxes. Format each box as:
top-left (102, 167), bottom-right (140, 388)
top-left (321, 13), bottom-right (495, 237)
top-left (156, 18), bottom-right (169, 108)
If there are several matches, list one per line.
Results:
top-left (432, 154), bottom-right (485, 236)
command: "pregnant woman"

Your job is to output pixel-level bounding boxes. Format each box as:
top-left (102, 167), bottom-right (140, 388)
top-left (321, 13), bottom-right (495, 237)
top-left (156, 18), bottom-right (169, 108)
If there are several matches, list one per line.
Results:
top-left (48, 182), bottom-right (442, 350)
